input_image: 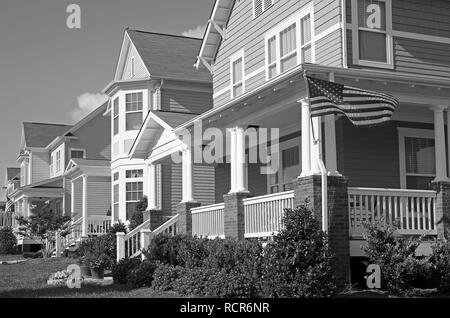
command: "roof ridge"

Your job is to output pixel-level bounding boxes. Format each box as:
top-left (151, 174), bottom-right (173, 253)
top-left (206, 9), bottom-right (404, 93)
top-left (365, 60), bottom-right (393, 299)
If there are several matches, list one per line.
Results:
top-left (127, 29), bottom-right (203, 41)
top-left (23, 122), bottom-right (72, 127)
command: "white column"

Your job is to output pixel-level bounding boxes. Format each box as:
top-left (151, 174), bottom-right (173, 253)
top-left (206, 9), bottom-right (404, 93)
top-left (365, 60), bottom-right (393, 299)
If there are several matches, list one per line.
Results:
top-left (82, 174), bottom-right (88, 237)
top-left (23, 198), bottom-right (29, 217)
top-left (325, 115), bottom-right (340, 176)
top-left (70, 180), bottom-right (75, 218)
top-left (148, 163), bottom-right (157, 209)
top-left (310, 116), bottom-right (321, 175)
top-left (229, 128), bottom-right (237, 193)
top-left (300, 99), bottom-right (311, 177)
top-left (447, 109), bottom-right (450, 178)
top-left (432, 106), bottom-right (450, 183)
top-left (235, 126), bottom-right (248, 193)
top-left (182, 148), bottom-right (194, 203)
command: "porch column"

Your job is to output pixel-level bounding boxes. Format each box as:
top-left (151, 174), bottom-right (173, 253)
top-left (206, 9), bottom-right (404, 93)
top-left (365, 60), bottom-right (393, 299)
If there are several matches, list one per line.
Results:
top-left (70, 180), bottom-right (75, 218)
top-left (300, 99), bottom-right (311, 177)
top-left (229, 128), bottom-right (237, 192)
top-left (182, 148), bottom-right (195, 203)
top-left (22, 198), bottom-right (29, 217)
top-left (148, 163), bottom-right (158, 209)
top-left (432, 106), bottom-right (450, 183)
top-left (235, 126), bottom-right (248, 193)
top-left (81, 174), bottom-right (88, 237)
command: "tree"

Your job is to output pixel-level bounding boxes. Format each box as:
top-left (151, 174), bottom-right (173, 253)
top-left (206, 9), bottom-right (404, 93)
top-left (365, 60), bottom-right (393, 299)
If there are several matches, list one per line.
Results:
top-left (16, 201), bottom-right (71, 258)
top-left (129, 196), bottom-right (148, 231)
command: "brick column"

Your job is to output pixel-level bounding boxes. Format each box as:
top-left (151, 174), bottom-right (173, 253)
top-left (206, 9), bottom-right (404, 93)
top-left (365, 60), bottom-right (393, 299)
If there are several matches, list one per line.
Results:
top-left (177, 202), bottom-right (201, 236)
top-left (294, 175), bottom-right (350, 290)
top-left (433, 182), bottom-right (450, 239)
top-left (223, 192), bottom-right (251, 240)
top-left (143, 209), bottom-right (164, 231)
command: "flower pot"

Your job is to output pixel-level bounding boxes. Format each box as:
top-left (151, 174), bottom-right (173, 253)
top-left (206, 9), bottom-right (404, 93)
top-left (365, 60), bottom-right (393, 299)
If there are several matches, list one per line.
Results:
top-left (80, 265), bottom-right (91, 278)
top-left (90, 267), bottom-right (105, 280)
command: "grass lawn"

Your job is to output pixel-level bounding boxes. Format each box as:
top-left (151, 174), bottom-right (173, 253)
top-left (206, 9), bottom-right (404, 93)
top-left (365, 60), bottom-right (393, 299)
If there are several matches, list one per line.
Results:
top-left (0, 254), bottom-right (25, 262)
top-left (0, 257), bottom-right (181, 298)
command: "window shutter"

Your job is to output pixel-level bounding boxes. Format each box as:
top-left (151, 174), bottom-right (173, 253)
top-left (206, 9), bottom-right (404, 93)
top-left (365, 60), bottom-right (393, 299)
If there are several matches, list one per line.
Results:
top-left (254, 0), bottom-right (263, 18)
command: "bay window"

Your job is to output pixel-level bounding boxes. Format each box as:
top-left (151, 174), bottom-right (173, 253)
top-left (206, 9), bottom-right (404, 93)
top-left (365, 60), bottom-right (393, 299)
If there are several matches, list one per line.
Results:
top-left (113, 97), bottom-right (119, 136)
top-left (125, 92), bottom-right (143, 131)
top-left (126, 181), bottom-right (143, 220)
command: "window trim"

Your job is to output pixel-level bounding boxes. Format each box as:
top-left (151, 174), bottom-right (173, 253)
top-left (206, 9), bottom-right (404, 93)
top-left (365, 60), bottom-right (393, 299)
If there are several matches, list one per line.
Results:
top-left (55, 150), bottom-right (61, 173)
top-left (70, 148), bottom-right (86, 160)
top-left (398, 127), bottom-right (435, 189)
top-left (350, 0), bottom-right (394, 69)
top-left (125, 91), bottom-right (144, 131)
top-left (264, 6), bottom-right (315, 81)
top-left (229, 50), bottom-right (245, 99)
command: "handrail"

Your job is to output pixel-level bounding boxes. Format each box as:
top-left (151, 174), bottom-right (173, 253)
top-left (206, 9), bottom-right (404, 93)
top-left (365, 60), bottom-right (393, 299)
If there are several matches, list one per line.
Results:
top-left (243, 190), bottom-right (294, 204)
top-left (192, 203), bottom-right (225, 214)
top-left (152, 214), bottom-right (179, 235)
top-left (348, 187), bottom-right (437, 195)
top-left (124, 219), bottom-right (151, 240)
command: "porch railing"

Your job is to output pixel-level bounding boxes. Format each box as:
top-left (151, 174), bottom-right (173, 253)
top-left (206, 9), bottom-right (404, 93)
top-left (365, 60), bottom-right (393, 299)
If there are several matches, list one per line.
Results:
top-left (118, 214), bottom-right (179, 260)
top-left (348, 187), bottom-right (437, 236)
top-left (192, 203), bottom-right (225, 238)
top-left (0, 212), bottom-right (15, 229)
top-left (244, 190), bottom-right (294, 238)
top-left (87, 216), bottom-right (112, 236)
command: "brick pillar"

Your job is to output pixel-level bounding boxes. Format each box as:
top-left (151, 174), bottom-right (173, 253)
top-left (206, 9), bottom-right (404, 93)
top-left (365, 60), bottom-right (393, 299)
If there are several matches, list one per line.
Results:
top-left (177, 202), bottom-right (201, 236)
top-left (143, 209), bottom-right (164, 231)
top-left (223, 192), bottom-right (251, 240)
top-left (294, 175), bottom-right (350, 290)
top-left (433, 182), bottom-right (450, 239)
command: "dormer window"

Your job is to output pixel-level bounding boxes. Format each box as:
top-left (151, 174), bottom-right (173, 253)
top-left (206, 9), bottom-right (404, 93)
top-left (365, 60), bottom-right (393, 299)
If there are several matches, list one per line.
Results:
top-left (351, 0), bottom-right (393, 69)
top-left (253, 0), bottom-right (274, 19)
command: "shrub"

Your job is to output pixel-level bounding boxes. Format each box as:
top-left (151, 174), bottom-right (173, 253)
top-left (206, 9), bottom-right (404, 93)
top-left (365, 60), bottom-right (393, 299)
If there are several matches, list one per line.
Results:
top-left (129, 197), bottom-right (147, 231)
top-left (112, 257), bottom-right (142, 284)
top-left (259, 205), bottom-right (337, 298)
top-left (151, 264), bottom-right (184, 291)
top-left (128, 260), bottom-right (158, 288)
top-left (203, 270), bottom-right (257, 298)
top-left (174, 267), bottom-right (216, 297)
top-left (362, 221), bottom-right (431, 295)
top-left (0, 227), bottom-right (17, 255)
top-left (429, 238), bottom-right (450, 294)
top-left (177, 236), bottom-right (209, 268)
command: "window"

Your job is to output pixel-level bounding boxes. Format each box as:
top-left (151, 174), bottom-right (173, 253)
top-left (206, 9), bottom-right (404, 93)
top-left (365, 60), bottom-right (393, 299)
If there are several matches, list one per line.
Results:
top-left (399, 128), bottom-right (435, 190)
top-left (113, 97), bottom-right (119, 136)
top-left (268, 139), bottom-right (301, 193)
top-left (56, 151), bottom-right (61, 172)
top-left (126, 182), bottom-right (143, 220)
top-left (113, 172), bottom-right (119, 182)
top-left (125, 92), bottom-right (143, 131)
top-left (113, 184), bottom-right (119, 220)
top-left (70, 149), bottom-right (85, 159)
top-left (265, 8), bottom-right (313, 80)
top-left (253, 0), bottom-right (274, 19)
top-left (351, 0), bottom-right (393, 68)
top-left (126, 169), bottom-right (143, 179)
top-left (230, 52), bottom-right (244, 98)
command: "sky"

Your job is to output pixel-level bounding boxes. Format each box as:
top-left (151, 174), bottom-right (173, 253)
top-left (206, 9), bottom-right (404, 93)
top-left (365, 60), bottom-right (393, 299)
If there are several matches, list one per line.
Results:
top-left (0, 0), bottom-right (212, 200)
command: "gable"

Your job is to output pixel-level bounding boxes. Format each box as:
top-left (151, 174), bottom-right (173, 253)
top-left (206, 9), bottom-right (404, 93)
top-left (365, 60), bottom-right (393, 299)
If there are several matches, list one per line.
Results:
top-left (114, 33), bottom-right (150, 81)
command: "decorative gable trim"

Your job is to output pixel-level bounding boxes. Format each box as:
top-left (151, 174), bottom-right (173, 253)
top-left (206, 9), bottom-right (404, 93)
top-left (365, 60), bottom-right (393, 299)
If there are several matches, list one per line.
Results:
top-left (114, 31), bottom-right (150, 82)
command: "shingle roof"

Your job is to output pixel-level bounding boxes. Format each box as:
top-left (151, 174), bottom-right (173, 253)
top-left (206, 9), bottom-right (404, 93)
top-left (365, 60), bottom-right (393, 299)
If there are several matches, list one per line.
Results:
top-left (6, 168), bottom-right (20, 181)
top-left (127, 30), bottom-right (212, 83)
top-left (71, 159), bottom-right (110, 167)
top-left (23, 122), bottom-right (72, 148)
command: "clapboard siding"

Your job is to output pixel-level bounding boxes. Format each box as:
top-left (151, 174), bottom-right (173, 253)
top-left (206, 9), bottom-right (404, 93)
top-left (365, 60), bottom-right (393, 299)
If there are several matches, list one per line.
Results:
top-left (213, 0), bottom-right (342, 107)
top-left (214, 90), bottom-right (231, 108)
top-left (64, 178), bottom-right (71, 217)
top-left (193, 165), bottom-right (216, 206)
top-left (336, 118), bottom-right (435, 188)
top-left (161, 89), bottom-right (212, 114)
top-left (87, 177), bottom-right (111, 216)
top-left (315, 29), bottom-right (343, 67)
top-left (72, 179), bottom-right (83, 220)
top-left (31, 151), bottom-right (50, 183)
top-left (161, 164), bottom-right (182, 217)
top-left (392, 0), bottom-right (450, 37)
top-left (246, 71), bottom-right (266, 93)
top-left (394, 38), bottom-right (450, 77)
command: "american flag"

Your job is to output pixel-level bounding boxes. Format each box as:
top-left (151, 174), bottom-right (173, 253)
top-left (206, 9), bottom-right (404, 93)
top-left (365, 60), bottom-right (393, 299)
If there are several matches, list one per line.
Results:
top-left (305, 76), bottom-right (399, 127)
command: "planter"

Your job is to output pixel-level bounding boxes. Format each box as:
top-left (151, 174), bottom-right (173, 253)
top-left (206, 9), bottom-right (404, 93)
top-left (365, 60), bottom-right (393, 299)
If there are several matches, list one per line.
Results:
top-left (80, 265), bottom-right (91, 277)
top-left (90, 267), bottom-right (105, 280)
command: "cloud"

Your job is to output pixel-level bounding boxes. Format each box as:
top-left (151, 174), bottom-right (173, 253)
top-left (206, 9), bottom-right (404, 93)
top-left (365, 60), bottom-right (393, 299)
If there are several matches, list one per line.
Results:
top-left (69, 93), bottom-right (108, 123)
top-left (182, 24), bottom-right (206, 39)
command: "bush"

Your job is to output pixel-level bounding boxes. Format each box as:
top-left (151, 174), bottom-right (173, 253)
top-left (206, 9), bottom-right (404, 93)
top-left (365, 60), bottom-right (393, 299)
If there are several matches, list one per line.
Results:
top-left (152, 264), bottom-right (184, 291)
top-left (0, 227), bottom-right (17, 255)
top-left (429, 238), bottom-right (450, 294)
top-left (174, 267), bottom-right (216, 297)
top-left (203, 270), bottom-right (257, 298)
top-left (259, 205), bottom-right (337, 298)
top-left (177, 236), bottom-right (209, 268)
top-left (129, 197), bottom-right (147, 231)
top-left (128, 260), bottom-right (158, 288)
top-left (362, 222), bottom-right (431, 295)
top-left (112, 257), bottom-right (142, 284)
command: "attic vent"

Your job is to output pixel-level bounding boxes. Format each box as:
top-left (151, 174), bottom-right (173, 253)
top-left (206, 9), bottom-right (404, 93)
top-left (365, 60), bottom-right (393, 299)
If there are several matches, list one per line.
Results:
top-left (253, 0), bottom-right (274, 19)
